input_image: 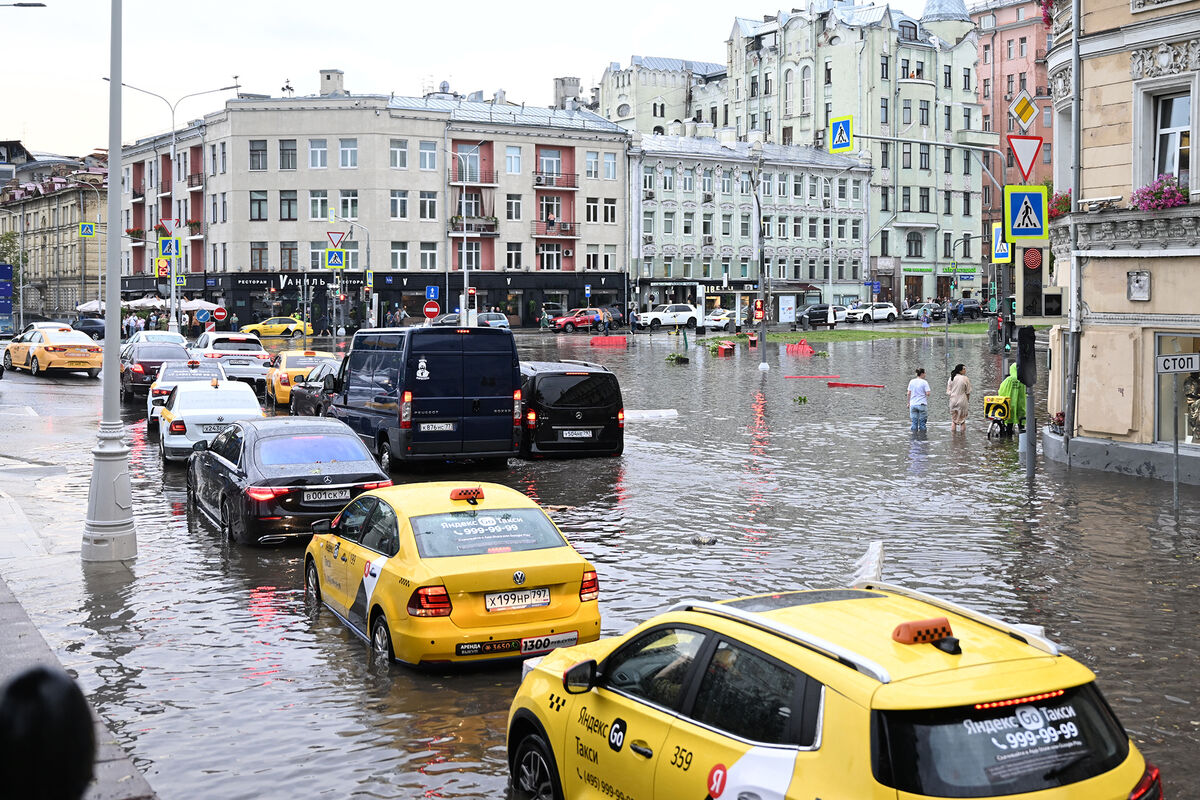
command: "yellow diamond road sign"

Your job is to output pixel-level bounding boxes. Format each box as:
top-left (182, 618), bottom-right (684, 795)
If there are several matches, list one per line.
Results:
top-left (1008, 89), bottom-right (1038, 132)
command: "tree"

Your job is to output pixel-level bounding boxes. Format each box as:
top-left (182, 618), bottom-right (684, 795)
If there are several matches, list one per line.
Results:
top-left (0, 230), bottom-right (24, 312)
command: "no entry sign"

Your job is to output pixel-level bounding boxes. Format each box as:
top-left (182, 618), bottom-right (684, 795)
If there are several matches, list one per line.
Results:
top-left (423, 300), bottom-right (440, 319)
top-left (212, 306), bottom-right (229, 322)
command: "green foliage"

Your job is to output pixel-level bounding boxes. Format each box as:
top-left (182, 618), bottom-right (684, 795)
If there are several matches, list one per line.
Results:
top-left (793, 395), bottom-right (808, 404)
top-left (665, 352), bottom-right (689, 364)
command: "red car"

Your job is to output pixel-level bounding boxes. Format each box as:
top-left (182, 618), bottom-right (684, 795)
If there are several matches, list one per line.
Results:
top-left (552, 308), bottom-right (602, 332)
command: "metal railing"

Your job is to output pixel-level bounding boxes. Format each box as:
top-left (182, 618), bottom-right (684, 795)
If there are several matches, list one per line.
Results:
top-left (187, 172), bottom-right (203, 188)
top-left (531, 220), bottom-right (581, 237)
top-left (532, 171), bottom-right (578, 189)
top-left (449, 166), bottom-right (497, 184)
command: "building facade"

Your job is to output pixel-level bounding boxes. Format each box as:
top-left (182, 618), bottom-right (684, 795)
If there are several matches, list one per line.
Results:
top-left (597, 57), bottom-right (728, 134)
top-left (631, 125), bottom-right (869, 311)
top-left (118, 70), bottom-right (631, 326)
top-left (1043, 0), bottom-right (1200, 481)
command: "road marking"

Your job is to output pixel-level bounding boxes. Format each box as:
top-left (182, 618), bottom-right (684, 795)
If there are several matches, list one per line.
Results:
top-left (0, 406), bottom-right (38, 416)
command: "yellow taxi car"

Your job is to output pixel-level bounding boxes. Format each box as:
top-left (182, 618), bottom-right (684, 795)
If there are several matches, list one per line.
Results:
top-left (3, 326), bottom-right (102, 377)
top-left (507, 582), bottom-right (1161, 800)
top-left (240, 316), bottom-right (313, 338)
top-left (265, 349), bottom-right (336, 406)
top-left (304, 482), bottom-right (601, 667)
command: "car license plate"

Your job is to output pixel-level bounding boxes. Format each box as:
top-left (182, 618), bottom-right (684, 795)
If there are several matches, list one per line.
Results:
top-left (227, 360), bottom-right (249, 366)
top-left (421, 422), bottom-right (456, 432)
top-left (68, 361), bottom-right (87, 366)
top-left (303, 488), bottom-right (351, 503)
top-left (201, 424), bottom-right (228, 434)
top-left (485, 587), bottom-right (550, 611)
top-left (520, 631), bottom-right (578, 654)
top-left (561, 429), bottom-right (592, 439)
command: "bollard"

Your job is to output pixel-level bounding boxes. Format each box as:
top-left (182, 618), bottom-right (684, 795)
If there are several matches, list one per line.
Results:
top-left (748, 332), bottom-right (758, 349)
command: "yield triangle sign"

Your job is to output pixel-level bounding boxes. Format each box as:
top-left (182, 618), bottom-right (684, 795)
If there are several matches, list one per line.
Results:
top-left (1008, 135), bottom-right (1043, 182)
top-left (328, 231), bottom-right (347, 248)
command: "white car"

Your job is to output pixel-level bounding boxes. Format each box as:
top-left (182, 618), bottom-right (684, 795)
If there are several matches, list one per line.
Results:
top-left (146, 360), bottom-right (227, 431)
top-left (703, 308), bottom-right (738, 331)
top-left (157, 380), bottom-right (264, 465)
top-left (189, 331), bottom-right (271, 393)
top-left (846, 302), bottom-right (899, 323)
top-left (637, 303), bottom-right (703, 330)
top-left (127, 331), bottom-right (189, 347)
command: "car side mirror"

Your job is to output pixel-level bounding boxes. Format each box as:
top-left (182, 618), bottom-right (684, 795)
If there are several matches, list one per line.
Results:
top-left (191, 440), bottom-right (208, 452)
top-left (310, 519), bottom-right (332, 535)
top-left (151, 397), bottom-right (167, 407)
top-left (323, 374), bottom-right (340, 393)
top-left (562, 659), bottom-right (598, 694)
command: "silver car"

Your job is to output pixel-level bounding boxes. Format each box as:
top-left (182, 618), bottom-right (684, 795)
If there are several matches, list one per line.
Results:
top-left (188, 331), bottom-right (271, 393)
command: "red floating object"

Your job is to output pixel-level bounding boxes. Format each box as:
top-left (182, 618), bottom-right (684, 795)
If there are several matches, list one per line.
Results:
top-left (590, 336), bottom-right (628, 347)
top-left (828, 382), bottom-right (885, 388)
top-left (785, 375), bottom-right (840, 379)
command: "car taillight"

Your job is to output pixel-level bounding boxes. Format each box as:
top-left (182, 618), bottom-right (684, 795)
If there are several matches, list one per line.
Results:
top-left (362, 480), bottom-right (393, 490)
top-left (203, 353), bottom-right (222, 358)
top-left (88, 346), bottom-right (102, 353)
top-left (168, 420), bottom-right (186, 434)
top-left (617, 408), bottom-right (625, 429)
top-left (1130, 764), bottom-right (1163, 800)
top-left (254, 353), bottom-right (271, 360)
top-left (512, 389), bottom-right (522, 426)
top-left (579, 571), bottom-right (599, 602)
top-left (407, 585), bottom-right (452, 617)
top-left (43, 346), bottom-right (66, 352)
top-left (152, 387), bottom-right (171, 396)
top-left (525, 408), bottom-right (537, 429)
top-left (245, 486), bottom-right (290, 502)
top-left (279, 374), bottom-right (290, 386)
top-left (400, 390), bottom-right (412, 429)
top-left (131, 363), bottom-right (145, 374)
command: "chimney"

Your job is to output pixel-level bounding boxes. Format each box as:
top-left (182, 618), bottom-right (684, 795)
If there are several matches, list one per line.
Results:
top-left (666, 121), bottom-right (684, 136)
top-left (319, 69), bottom-right (345, 96)
top-left (493, 89), bottom-right (506, 104)
top-left (696, 122), bottom-right (715, 138)
top-left (683, 120), bottom-right (698, 137)
top-left (746, 129), bottom-right (765, 145)
top-left (716, 127), bottom-right (738, 145)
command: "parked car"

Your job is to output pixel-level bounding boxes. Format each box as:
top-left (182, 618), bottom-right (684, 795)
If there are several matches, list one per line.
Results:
top-left (519, 361), bottom-right (624, 458)
top-left (188, 331), bottom-right (272, 393)
top-left (288, 359), bottom-right (342, 418)
top-left (119, 342), bottom-right (192, 403)
top-left (146, 360), bottom-right (227, 432)
top-left (802, 304), bottom-right (849, 327)
top-left (157, 380), bottom-right (264, 465)
top-left (3, 326), bottom-right (102, 377)
top-left (552, 308), bottom-right (602, 333)
top-left (431, 312), bottom-right (463, 326)
top-left (187, 417), bottom-right (391, 545)
top-left (703, 308), bottom-right (738, 332)
top-left (943, 298), bottom-right (984, 320)
top-left (126, 331), bottom-right (188, 347)
top-left (637, 303), bottom-right (703, 330)
top-left (902, 302), bottom-right (945, 321)
top-left (846, 302), bottom-right (899, 323)
top-left (476, 312), bottom-right (510, 328)
top-left (239, 316), bottom-right (313, 338)
top-left (325, 326), bottom-right (521, 471)
top-left (72, 317), bottom-right (107, 340)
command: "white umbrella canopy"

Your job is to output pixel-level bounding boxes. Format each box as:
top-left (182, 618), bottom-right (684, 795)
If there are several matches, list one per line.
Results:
top-left (180, 299), bottom-right (221, 312)
top-left (76, 299), bottom-right (105, 313)
top-left (126, 296), bottom-right (166, 310)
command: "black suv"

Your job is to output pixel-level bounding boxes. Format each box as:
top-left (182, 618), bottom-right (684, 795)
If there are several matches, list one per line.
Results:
top-left (944, 298), bottom-right (983, 320)
top-left (519, 361), bottom-right (624, 458)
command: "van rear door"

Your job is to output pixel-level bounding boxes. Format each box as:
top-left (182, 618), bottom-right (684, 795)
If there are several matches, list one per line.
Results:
top-left (460, 328), bottom-right (519, 455)
top-left (405, 329), bottom-right (466, 454)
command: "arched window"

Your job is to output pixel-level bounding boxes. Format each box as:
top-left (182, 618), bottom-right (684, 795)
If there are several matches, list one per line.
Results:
top-left (906, 232), bottom-right (923, 258)
top-left (617, 103), bottom-right (631, 117)
top-left (653, 125), bottom-right (665, 135)
top-left (784, 69), bottom-right (794, 115)
top-left (800, 66), bottom-right (812, 115)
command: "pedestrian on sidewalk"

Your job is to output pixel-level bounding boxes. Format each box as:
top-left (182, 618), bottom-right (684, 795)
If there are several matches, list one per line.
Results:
top-left (907, 368), bottom-right (931, 432)
top-left (0, 665), bottom-right (95, 800)
top-left (947, 363), bottom-right (972, 432)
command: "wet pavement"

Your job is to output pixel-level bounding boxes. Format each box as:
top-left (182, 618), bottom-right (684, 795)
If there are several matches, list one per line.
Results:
top-left (0, 329), bottom-right (1196, 798)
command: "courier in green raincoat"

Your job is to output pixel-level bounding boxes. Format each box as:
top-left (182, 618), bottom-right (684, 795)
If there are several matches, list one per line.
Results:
top-left (996, 363), bottom-right (1027, 431)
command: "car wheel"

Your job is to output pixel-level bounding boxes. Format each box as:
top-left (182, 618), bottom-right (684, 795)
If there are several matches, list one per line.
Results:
top-left (370, 613), bottom-right (393, 663)
top-left (686, 318), bottom-right (697, 329)
top-left (266, 383), bottom-right (276, 407)
top-left (291, 329), bottom-right (303, 338)
top-left (650, 319), bottom-right (661, 330)
top-left (221, 497), bottom-right (248, 544)
top-left (887, 314), bottom-right (896, 322)
top-left (377, 439), bottom-right (393, 474)
top-left (185, 466), bottom-right (196, 504)
top-left (512, 732), bottom-right (563, 800)
top-left (2, 352), bottom-right (10, 370)
top-left (563, 323), bottom-right (575, 333)
top-left (119, 378), bottom-right (128, 404)
top-left (29, 357), bottom-right (41, 377)
top-left (305, 559), bottom-right (322, 607)
top-left (863, 315), bottom-right (872, 323)
top-left (159, 438), bottom-right (170, 469)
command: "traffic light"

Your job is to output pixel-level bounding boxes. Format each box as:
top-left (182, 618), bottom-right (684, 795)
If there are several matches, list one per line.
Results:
top-left (1017, 325), bottom-right (1036, 386)
top-left (753, 298), bottom-right (765, 321)
top-left (337, 293), bottom-right (346, 302)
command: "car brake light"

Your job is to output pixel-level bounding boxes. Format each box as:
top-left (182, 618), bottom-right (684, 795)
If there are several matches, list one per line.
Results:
top-left (88, 346), bottom-right (102, 353)
top-left (245, 486), bottom-right (290, 502)
top-left (513, 389), bottom-right (522, 426)
top-left (279, 374), bottom-right (290, 386)
top-left (203, 353), bottom-right (222, 358)
top-left (408, 585), bottom-right (452, 617)
top-left (400, 390), bottom-right (412, 429)
top-left (617, 408), bottom-right (625, 429)
top-left (579, 570), bottom-right (599, 602)
top-left (1130, 763), bottom-right (1163, 800)
top-left (974, 689), bottom-right (1065, 710)
top-left (131, 363), bottom-right (145, 374)
top-left (152, 387), bottom-right (171, 396)
top-left (168, 420), bottom-right (186, 434)
top-left (254, 353), bottom-right (271, 360)
top-left (187, 360), bottom-right (201, 367)
top-left (43, 346), bottom-right (66, 352)
top-left (450, 486), bottom-right (484, 502)
top-left (362, 480), bottom-right (393, 490)
top-left (525, 408), bottom-right (537, 429)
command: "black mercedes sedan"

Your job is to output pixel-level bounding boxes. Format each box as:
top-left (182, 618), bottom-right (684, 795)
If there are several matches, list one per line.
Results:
top-left (288, 359), bottom-right (341, 417)
top-left (186, 417), bottom-right (390, 545)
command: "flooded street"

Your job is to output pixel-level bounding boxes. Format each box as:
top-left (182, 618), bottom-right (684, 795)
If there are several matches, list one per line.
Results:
top-left (1, 329), bottom-right (1197, 798)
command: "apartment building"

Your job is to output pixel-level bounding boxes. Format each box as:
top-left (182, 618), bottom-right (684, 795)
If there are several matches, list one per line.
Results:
top-left (1042, 0), bottom-right (1200, 482)
top-left (631, 124), bottom-right (869, 311)
top-left (118, 70), bottom-right (631, 326)
top-left (597, 56), bottom-right (728, 133)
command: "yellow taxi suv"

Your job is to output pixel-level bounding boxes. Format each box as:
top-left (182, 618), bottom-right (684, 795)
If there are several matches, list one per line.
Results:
top-left (507, 582), bottom-right (1162, 800)
top-left (304, 482), bottom-right (601, 667)
top-left (265, 349), bottom-right (336, 406)
top-left (3, 326), bottom-right (102, 378)
top-left (240, 316), bottom-right (313, 338)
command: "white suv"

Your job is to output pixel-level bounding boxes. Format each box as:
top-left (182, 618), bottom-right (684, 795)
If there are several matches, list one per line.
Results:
top-left (189, 332), bottom-right (272, 393)
top-left (847, 302), bottom-right (899, 323)
top-left (637, 303), bottom-right (703, 330)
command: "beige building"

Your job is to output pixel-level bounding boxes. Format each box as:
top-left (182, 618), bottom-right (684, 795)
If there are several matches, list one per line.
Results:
top-left (597, 57), bottom-right (728, 133)
top-left (1043, 0), bottom-right (1200, 481)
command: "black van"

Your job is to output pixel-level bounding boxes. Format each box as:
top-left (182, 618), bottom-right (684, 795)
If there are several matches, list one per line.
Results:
top-left (325, 326), bottom-right (521, 470)
top-left (519, 361), bottom-right (624, 458)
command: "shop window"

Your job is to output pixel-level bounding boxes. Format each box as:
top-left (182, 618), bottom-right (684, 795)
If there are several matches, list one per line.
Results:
top-left (1157, 335), bottom-right (1200, 445)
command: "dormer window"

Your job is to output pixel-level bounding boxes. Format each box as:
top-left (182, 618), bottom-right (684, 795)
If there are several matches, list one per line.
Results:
top-left (899, 21), bottom-right (918, 41)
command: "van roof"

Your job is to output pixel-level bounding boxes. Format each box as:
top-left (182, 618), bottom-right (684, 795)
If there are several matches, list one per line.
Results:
top-left (353, 326), bottom-right (514, 335)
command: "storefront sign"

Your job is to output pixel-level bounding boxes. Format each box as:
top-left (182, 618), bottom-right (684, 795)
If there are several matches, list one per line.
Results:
top-left (903, 266), bottom-right (933, 274)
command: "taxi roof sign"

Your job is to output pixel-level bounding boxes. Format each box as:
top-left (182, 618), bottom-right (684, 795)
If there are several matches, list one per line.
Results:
top-left (829, 116), bottom-right (853, 153)
top-left (1008, 90), bottom-right (1038, 132)
top-left (1004, 185), bottom-right (1049, 241)
top-left (991, 223), bottom-right (1012, 263)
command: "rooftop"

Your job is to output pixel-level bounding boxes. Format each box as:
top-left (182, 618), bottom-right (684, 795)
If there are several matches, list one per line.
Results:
top-left (386, 96), bottom-right (628, 134)
top-left (639, 133), bottom-right (867, 170)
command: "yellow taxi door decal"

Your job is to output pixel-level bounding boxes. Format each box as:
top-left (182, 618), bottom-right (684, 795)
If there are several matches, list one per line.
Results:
top-left (565, 692), bottom-right (673, 800)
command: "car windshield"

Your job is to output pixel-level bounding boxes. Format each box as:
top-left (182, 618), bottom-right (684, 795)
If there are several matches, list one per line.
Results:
top-left (873, 683), bottom-right (1129, 797)
top-left (212, 339), bottom-right (265, 352)
top-left (534, 374), bottom-right (620, 408)
top-left (161, 366), bottom-right (222, 381)
top-left (285, 356), bottom-right (332, 369)
top-left (136, 345), bottom-right (189, 361)
top-left (140, 333), bottom-right (184, 342)
top-left (409, 508), bottom-right (567, 558)
top-left (256, 434), bottom-right (371, 466)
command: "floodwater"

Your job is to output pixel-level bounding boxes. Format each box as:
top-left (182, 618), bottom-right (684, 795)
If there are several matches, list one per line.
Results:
top-left (1, 327), bottom-right (1197, 798)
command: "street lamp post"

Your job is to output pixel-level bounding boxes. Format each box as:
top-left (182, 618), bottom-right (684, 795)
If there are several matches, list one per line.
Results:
top-left (821, 166), bottom-right (858, 323)
top-left (450, 144), bottom-right (484, 326)
top-left (103, 77), bottom-right (236, 333)
top-left (328, 212), bottom-right (371, 332)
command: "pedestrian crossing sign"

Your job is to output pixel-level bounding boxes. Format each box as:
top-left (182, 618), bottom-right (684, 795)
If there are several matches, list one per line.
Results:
top-left (991, 222), bottom-right (1012, 263)
top-left (325, 248), bottom-right (346, 269)
top-left (829, 116), bottom-right (853, 153)
top-left (174, 275), bottom-right (186, 287)
top-left (1003, 185), bottom-right (1048, 241)
top-left (159, 237), bottom-right (181, 257)
top-left (79, 223), bottom-right (95, 238)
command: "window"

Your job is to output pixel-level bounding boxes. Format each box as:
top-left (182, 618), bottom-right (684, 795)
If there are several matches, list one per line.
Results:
top-left (209, 145), bottom-right (216, 176)
top-left (540, 243), bottom-right (562, 271)
top-left (944, 189), bottom-right (952, 214)
top-left (507, 145), bottom-right (522, 175)
top-left (703, 169), bottom-right (714, 193)
top-left (962, 235), bottom-right (972, 257)
top-left (901, 58), bottom-right (910, 77)
top-left (784, 69), bottom-right (795, 115)
top-left (663, 211), bottom-right (675, 235)
top-left (643, 211), bottom-right (655, 236)
top-left (1019, 37), bottom-right (1027, 57)
top-left (944, 232), bottom-right (953, 258)
top-left (722, 173), bottom-right (733, 194)
top-left (763, 172), bottom-right (774, 197)
top-left (506, 194), bottom-right (522, 221)
top-left (903, 143), bottom-right (912, 169)
top-left (1044, 106), bottom-right (1053, 127)
top-left (250, 241), bottom-right (269, 270)
top-left (210, 193), bottom-right (216, 221)
top-left (899, 21), bottom-right (917, 41)
top-left (837, 178), bottom-right (847, 200)
top-left (586, 197), bottom-right (599, 223)
top-left (984, 44), bottom-right (991, 64)
top-left (391, 242), bottom-right (408, 270)
top-left (983, 184), bottom-right (992, 205)
top-left (390, 190), bottom-right (408, 219)
top-left (851, 219), bottom-right (860, 240)
top-left (420, 242), bottom-right (438, 270)
top-left (340, 190), bottom-right (358, 219)
top-left (807, 217), bottom-right (817, 237)
top-left (682, 212), bottom-right (694, 236)
top-left (881, 143), bottom-right (890, 168)
top-left (963, 68), bottom-right (971, 91)
top-left (880, 188), bottom-right (890, 211)
top-left (1020, 72), bottom-right (1027, 92)
top-left (603, 152), bottom-right (617, 179)
top-left (880, 229), bottom-right (889, 255)
top-left (1008, 148), bottom-right (1016, 168)
top-left (603, 198), bottom-right (617, 223)
top-left (880, 97), bottom-right (889, 124)
top-left (963, 151), bottom-right (972, 174)
top-left (963, 108), bottom-right (971, 130)
top-left (824, 60), bottom-right (832, 85)
top-left (963, 193), bottom-right (972, 216)
top-left (881, 55), bottom-right (890, 79)
top-left (249, 140), bottom-right (267, 171)
top-left (221, 192), bottom-right (227, 222)
top-left (220, 142), bottom-right (227, 173)
top-left (943, 65), bottom-right (952, 88)
top-left (801, 66), bottom-right (812, 114)
top-left (680, 168), bottom-right (694, 193)
top-left (280, 241), bottom-right (298, 271)
top-left (279, 190), bottom-right (297, 221)
top-left (902, 186), bottom-right (912, 211)
top-left (309, 190), bottom-right (328, 220)
top-left (920, 143), bottom-right (930, 169)
top-left (1043, 142), bottom-right (1053, 164)
top-left (419, 191), bottom-right (437, 220)
top-left (585, 244), bottom-right (600, 271)
top-left (1007, 75), bottom-right (1015, 95)
top-left (983, 78), bottom-right (991, 98)
top-left (725, 215), bottom-right (733, 236)
top-left (309, 139), bottom-right (327, 168)
top-left (506, 243), bottom-right (522, 270)
top-left (1154, 94), bottom-right (1191, 185)
top-left (836, 218), bottom-right (846, 238)
top-left (642, 166), bottom-right (655, 192)
top-left (743, 214), bottom-right (753, 237)
top-left (743, 173), bottom-right (753, 195)
top-left (339, 138), bottom-right (357, 168)
top-left (1007, 40), bottom-right (1014, 60)
top-left (585, 151), bottom-right (599, 179)
top-left (459, 240), bottom-right (480, 271)
top-left (823, 218), bottom-right (831, 238)
top-left (603, 245), bottom-right (616, 270)
top-left (906, 232), bottom-right (923, 257)
top-left (984, 114), bottom-right (992, 132)
top-left (920, 187), bottom-right (930, 212)
top-left (662, 170), bottom-right (674, 191)
top-left (279, 139), bottom-right (297, 171)
top-left (250, 190), bottom-right (268, 220)
top-left (919, 100), bottom-right (930, 126)
top-left (902, 99), bottom-right (912, 124)
top-left (419, 141), bottom-right (437, 171)
top-left (915, 61), bottom-right (925, 79)
top-left (390, 139), bottom-right (408, 169)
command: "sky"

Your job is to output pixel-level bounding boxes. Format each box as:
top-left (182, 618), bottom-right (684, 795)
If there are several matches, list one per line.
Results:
top-left (4, 0), bottom-right (926, 157)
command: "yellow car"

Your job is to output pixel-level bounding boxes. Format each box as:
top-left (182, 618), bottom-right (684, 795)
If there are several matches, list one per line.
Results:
top-left (507, 582), bottom-right (1160, 800)
top-left (3, 326), bottom-right (102, 377)
top-left (240, 316), bottom-right (313, 338)
top-left (304, 481), bottom-right (601, 667)
top-left (265, 349), bottom-right (336, 406)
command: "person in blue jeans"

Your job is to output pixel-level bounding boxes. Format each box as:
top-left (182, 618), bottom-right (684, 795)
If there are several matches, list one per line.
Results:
top-left (907, 367), bottom-right (931, 431)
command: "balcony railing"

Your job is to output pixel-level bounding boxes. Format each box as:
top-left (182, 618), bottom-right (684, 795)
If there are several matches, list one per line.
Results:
top-left (158, 181), bottom-right (171, 196)
top-left (531, 220), bottom-right (581, 237)
top-left (187, 173), bottom-right (204, 188)
top-left (1035, 48), bottom-right (1048, 62)
top-left (533, 171), bottom-right (578, 189)
top-left (449, 166), bottom-right (497, 184)
top-left (132, 183), bottom-right (145, 201)
top-left (448, 217), bottom-right (499, 236)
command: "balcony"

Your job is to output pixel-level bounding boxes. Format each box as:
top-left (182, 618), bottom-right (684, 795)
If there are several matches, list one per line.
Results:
top-left (187, 173), bottom-right (204, 190)
top-left (448, 217), bottom-right (499, 237)
top-left (533, 171), bottom-right (578, 190)
top-left (531, 220), bottom-right (581, 238)
top-left (158, 181), bottom-right (171, 197)
top-left (1036, 48), bottom-right (1048, 63)
top-left (891, 210), bottom-right (940, 229)
top-left (956, 128), bottom-right (1001, 148)
top-left (132, 183), bottom-right (145, 202)
top-left (1049, 202), bottom-right (1200, 261)
top-left (449, 166), bottom-right (498, 185)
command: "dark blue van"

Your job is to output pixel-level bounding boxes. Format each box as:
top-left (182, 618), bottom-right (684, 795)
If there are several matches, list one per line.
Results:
top-left (326, 326), bottom-right (521, 470)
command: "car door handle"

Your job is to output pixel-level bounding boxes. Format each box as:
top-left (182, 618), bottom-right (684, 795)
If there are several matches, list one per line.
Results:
top-left (737, 793), bottom-right (762, 800)
top-left (340, 555), bottom-right (348, 562)
top-left (629, 742), bottom-right (652, 759)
